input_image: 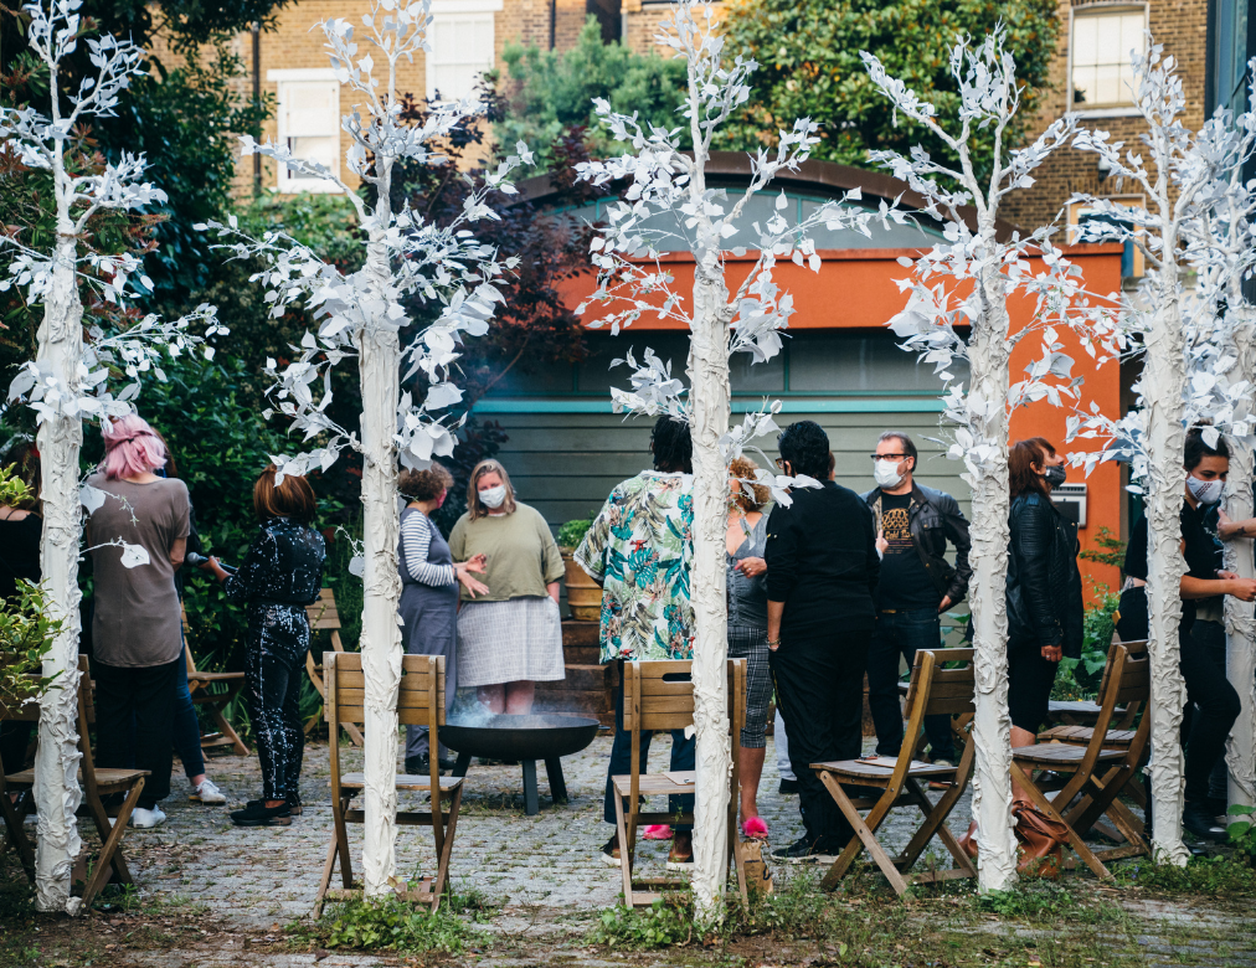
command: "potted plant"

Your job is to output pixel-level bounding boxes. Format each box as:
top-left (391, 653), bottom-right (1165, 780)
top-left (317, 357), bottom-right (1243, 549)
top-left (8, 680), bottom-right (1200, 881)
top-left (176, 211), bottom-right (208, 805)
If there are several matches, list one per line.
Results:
top-left (556, 516), bottom-right (601, 622)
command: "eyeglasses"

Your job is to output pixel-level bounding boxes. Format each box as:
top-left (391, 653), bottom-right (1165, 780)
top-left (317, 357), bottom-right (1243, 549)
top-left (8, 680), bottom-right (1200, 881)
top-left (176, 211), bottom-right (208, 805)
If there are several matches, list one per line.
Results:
top-left (774, 458), bottom-right (786, 469)
top-left (870, 453), bottom-right (908, 462)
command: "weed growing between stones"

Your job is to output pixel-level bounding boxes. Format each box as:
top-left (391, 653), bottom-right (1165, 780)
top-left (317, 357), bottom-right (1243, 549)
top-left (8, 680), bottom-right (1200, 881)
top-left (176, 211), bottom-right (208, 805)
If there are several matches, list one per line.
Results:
top-left (295, 894), bottom-right (490, 954)
top-left (1116, 855), bottom-right (1256, 898)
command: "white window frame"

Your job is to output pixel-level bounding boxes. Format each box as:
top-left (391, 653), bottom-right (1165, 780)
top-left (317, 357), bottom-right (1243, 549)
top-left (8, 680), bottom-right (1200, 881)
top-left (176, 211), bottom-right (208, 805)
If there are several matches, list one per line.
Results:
top-left (425, 0), bottom-right (502, 104)
top-left (1067, 2), bottom-right (1149, 118)
top-left (268, 68), bottom-right (343, 194)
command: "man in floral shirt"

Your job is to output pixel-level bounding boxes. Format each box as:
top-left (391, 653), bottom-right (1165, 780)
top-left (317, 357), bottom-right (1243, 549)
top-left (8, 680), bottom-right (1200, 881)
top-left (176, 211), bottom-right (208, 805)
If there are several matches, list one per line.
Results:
top-left (576, 414), bottom-right (695, 869)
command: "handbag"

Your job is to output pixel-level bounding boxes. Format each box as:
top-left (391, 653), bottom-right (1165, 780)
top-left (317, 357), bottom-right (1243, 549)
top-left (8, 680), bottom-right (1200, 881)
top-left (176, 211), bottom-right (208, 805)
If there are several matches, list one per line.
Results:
top-left (1012, 800), bottom-right (1070, 879)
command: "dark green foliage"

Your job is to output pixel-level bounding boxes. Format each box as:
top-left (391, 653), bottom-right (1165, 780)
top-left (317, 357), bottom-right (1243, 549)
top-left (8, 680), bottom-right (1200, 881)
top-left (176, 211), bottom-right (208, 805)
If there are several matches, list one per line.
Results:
top-left (495, 17), bottom-right (689, 170)
top-left (1117, 855), bottom-right (1256, 896)
top-left (556, 516), bottom-right (596, 550)
top-left (1079, 526), bottom-right (1127, 569)
top-left (0, 580), bottom-right (62, 709)
top-left (1228, 805), bottom-right (1256, 864)
top-left (1051, 590), bottom-right (1119, 701)
top-left (306, 895), bottom-right (485, 953)
top-left (717, 0), bottom-right (1061, 181)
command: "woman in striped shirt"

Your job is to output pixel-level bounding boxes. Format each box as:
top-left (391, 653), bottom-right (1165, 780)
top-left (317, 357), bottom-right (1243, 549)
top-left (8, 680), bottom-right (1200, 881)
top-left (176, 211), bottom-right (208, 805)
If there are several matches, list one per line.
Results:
top-left (398, 463), bottom-right (487, 775)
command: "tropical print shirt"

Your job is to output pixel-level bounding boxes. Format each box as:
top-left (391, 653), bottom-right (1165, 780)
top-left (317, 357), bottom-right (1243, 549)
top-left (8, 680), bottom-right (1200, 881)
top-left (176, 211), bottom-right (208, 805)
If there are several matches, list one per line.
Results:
top-left (575, 471), bottom-right (695, 663)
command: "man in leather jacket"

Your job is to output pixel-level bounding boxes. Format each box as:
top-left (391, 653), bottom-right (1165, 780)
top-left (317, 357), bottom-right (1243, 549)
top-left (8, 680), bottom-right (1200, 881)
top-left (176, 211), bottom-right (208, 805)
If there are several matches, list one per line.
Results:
top-left (862, 431), bottom-right (972, 764)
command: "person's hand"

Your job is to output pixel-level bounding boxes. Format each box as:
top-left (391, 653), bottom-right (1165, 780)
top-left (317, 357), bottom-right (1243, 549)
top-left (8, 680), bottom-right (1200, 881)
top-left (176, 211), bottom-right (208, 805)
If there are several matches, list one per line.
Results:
top-left (455, 563), bottom-right (489, 598)
top-left (464, 553), bottom-right (487, 574)
top-left (199, 555), bottom-right (217, 570)
top-left (1040, 643), bottom-right (1063, 663)
top-left (1218, 569), bottom-right (1240, 581)
top-left (938, 594), bottom-right (954, 613)
top-left (736, 556), bottom-right (767, 578)
top-left (1228, 577), bottom-right (1256, 602)
top-left (876, 529), bottom-right (889, 556)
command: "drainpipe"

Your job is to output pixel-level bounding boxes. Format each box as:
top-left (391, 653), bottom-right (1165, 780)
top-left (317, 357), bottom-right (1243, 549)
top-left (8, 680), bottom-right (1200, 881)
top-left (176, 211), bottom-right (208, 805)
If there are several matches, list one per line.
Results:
top-left (549, 0), bottom-right (556, 49)
top-left (252, 21), bottom-right (262, 195)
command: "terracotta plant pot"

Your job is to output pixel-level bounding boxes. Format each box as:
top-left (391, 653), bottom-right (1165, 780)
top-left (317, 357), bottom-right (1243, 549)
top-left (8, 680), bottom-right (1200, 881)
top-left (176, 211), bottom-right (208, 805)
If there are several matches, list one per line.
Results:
top-left (561, 551), bottom-right (602, 622)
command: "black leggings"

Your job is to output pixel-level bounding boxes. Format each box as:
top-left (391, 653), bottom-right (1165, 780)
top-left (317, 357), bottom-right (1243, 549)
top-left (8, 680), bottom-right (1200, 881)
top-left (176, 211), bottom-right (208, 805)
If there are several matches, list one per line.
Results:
top-left (245, 602), bottom-right (310, 801)
top-left (1181, 623), bottom-right (1240, 805)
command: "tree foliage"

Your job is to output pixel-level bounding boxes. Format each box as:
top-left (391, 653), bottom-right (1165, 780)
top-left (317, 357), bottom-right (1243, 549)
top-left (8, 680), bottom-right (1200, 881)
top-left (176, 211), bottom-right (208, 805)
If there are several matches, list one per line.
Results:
top-left (495, 16), bottom-right (689, 170)
top-left (718, 0), bottom-right (1061, 180)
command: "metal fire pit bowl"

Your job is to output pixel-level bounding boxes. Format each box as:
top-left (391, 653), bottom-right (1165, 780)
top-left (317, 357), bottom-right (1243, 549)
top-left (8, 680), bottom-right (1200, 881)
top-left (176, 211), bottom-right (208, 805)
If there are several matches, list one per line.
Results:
top-left (437, 714), bottom-right (600, 816)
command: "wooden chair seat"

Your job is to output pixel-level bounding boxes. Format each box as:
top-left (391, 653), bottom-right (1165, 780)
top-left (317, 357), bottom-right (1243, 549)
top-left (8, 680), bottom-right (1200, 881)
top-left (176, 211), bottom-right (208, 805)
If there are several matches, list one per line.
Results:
top-left (315, 652), bottom-right (462, 917)
top-left (611, 660), bottom-right (748, 909)
top-left (1039, 724), bottom-right (1137, 747)
top-left (187, 670), bottom-right (245, 686)
top-left (6, 766), bottom-right (148, 796)
top-left (339, 772), bottom-right (464, 793)
top-left (812, 758), bottom-right (957, 780)
top-left (1014, 743), bottom-right (1126, 765)
top-left (1046, 700), bottom-right (1125, 725)
top-left (814, 648), bottom-right (978, 896)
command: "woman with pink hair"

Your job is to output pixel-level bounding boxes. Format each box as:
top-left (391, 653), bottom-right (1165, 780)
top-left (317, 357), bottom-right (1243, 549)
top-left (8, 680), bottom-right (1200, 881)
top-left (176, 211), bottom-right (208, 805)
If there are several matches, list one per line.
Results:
top-left (85, 413), bottom-right (190, 829)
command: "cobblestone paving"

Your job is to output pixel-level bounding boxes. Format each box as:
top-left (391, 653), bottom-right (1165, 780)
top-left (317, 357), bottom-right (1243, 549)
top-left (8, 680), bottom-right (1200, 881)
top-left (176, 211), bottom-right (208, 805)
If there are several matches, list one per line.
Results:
top-left (103, 730), bottom-right (975, 927)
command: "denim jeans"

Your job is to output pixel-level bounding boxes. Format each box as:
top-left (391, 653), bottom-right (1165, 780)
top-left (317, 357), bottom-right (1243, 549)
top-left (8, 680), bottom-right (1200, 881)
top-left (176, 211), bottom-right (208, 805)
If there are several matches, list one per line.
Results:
top-left (866, 607), bottom-right (955, 760)
top-left (603, 660), bottom-right (694, 830)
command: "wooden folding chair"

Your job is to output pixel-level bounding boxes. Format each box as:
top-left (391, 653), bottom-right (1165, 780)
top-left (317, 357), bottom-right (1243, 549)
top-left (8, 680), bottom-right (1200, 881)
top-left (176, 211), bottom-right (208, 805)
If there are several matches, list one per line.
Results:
top-left (304, 589), bottom-right (363, 746)
top-left (314, 651), bottom-right (463, 917)
top-left (1, 657), bottom-right (148, 909)
top-left (610, 658), bottom-right (748, 909)
top-left (813, 648), bottom-right (977, 895)
top-left (1038, 640), bottom-right (1149, 809)
top-left (182, 608), bottom-right (249, 756)
top-left (1011, 641), bottom-right (1151, 880)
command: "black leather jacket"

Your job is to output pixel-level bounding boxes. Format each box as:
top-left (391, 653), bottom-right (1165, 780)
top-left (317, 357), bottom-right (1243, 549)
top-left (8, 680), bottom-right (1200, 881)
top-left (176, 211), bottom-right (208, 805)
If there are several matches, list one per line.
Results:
top-left (1006, 492), bottom-right (1084, 657)
top-left (862, 482), bottom-right (973, 605)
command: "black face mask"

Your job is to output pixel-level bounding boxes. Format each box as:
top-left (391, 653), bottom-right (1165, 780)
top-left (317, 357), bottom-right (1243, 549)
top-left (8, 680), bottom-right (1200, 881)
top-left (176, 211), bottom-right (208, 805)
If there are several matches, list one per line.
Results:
top-left (1044, 464), bottom-right (1067, 488)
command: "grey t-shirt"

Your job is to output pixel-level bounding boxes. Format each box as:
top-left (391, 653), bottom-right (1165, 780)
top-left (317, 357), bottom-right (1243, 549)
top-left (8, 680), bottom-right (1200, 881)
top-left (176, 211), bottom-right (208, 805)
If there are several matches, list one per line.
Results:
top-left (87, 473), bottom-right (190, 668)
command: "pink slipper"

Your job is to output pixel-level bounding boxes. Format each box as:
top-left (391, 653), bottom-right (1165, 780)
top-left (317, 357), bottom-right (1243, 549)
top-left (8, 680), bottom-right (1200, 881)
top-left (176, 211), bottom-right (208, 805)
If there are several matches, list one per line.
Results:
top-left (741, 817), bottom-right (769, 840)
top-left (642, 824), bottom-right (673, 840)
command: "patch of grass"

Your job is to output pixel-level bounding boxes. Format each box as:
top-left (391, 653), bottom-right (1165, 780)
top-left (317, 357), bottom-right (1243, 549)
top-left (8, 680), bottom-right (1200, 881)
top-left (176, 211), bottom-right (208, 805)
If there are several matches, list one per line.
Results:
top-left (1115, 854), bottom-right (1256, 898)
top-left (974, 880), bottom-right (1085, 919)
top-left (296, 895), bottom-right (488, 955)
top-left (589, 893), bottom-right (696, 949)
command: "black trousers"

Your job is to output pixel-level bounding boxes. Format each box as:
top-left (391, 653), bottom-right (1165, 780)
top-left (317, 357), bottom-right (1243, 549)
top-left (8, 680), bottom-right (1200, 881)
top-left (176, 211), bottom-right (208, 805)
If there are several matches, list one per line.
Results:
top-left (770, 626), bottom-right (871, 847)
top-left (93, 657), bottom-right (181, 809)
top-left (1181, 621), bottom-right (1240, 805)
top-left (245, 602), bottom-right (310, 801)
top-left (866, 607), bottom-right (955, 759)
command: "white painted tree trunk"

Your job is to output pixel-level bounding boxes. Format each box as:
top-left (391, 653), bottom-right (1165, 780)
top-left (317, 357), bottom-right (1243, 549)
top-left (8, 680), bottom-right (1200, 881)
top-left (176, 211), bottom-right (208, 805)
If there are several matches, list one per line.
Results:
top-left (966, 263), bottom-right (1017, 892)
top-left (687, 250), bottom-right (732, 918)
top-left (33, 231), bottom-right (85, 915)
top-left (1143, 275), bottom-right (1190, 865)
top-left (1224, 305), bottom-right (1256, 814)
top-left (358, 178), bottom-right (404, 895)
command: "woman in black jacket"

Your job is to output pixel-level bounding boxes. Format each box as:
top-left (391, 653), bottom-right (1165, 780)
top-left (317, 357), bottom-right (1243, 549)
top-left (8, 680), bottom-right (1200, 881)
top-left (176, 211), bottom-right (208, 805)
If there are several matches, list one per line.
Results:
top-left (203, 466), bottom-right (326, 827)
top-left (1006, 437), bottom-right (1083, 754)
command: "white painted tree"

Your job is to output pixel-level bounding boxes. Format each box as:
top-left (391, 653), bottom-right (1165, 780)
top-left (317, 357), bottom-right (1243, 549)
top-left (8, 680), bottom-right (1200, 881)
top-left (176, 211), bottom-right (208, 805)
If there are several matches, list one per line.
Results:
top-left (574, 0), bottom-right (907, 916)
top-left (861, 32), bottom-right (1091, 891)
top-left (1067, 43), bottom-right (1256, 863)
top-left (0, 0), bottom-right (220, 914)
top-left (200, 0), bottom-right (527, 897)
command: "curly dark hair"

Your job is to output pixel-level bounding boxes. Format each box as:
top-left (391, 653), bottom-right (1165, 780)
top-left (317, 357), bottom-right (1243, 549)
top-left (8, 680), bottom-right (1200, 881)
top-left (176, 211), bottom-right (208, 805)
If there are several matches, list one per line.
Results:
top-left (651, 415), bottom-right (693, 473)
top-left (777, 420), bottom-right (830, 480)
top-left (1184, 425), bottom-right (1230, 471)
top-left (399, 461), bottom-right (454, 502)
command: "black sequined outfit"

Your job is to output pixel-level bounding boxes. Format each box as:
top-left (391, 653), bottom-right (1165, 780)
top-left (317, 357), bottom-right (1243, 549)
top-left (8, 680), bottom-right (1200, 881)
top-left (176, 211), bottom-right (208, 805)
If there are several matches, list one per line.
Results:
top-left (226, 518), bottom-right (326, 800)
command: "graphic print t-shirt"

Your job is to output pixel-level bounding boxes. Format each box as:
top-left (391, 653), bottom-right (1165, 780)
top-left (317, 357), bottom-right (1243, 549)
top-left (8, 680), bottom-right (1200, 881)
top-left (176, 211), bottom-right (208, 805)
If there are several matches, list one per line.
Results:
top-left (874, 492), bottom-right (938, 611)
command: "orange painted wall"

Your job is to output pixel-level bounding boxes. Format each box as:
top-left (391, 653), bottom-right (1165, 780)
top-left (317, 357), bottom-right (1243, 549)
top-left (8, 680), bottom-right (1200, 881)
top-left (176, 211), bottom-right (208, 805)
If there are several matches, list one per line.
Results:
top-left (558, 243), bottom-right (1127, 595)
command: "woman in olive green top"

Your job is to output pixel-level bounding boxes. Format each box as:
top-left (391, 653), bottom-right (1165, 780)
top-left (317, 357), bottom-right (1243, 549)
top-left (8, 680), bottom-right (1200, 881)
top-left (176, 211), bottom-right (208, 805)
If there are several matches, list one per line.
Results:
top-left (448, 459), bottom-right (566, 714)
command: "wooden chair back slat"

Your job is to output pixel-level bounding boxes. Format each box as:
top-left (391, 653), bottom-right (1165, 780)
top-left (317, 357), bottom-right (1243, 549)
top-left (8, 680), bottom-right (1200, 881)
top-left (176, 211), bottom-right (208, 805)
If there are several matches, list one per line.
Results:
top-left (307, 588), bottom-right (342, 631)
top-left (903, 648), bottom-right (975, 719)
top-left (1112, 647), bottom-right (1150, 708)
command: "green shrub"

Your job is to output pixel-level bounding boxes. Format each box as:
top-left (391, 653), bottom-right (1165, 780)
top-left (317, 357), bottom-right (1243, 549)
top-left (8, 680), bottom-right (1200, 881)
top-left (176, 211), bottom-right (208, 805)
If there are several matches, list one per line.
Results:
top-left (306, 895), bottom-right (483, 954)
top-left (556, 516), bottom-right (596, 551)
top-left (1227, 805), bottom-right (1256, 864)
top-left (0, 581), bottom-right (62, 710)
top-left (1117, 855), bottom-right (1256, 897)
top-left (1051, 589), bottom-right (1118, 701)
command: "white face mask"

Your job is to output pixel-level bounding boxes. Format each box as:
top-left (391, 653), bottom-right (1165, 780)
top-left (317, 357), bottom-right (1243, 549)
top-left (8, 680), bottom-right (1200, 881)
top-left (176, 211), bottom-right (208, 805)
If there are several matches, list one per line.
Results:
top-left (1186, 475), bottom-right (1224, 506)
top-left (873, 459), bottom-right (906, 489)
top-left (479, 484), bottom-right (507, 509)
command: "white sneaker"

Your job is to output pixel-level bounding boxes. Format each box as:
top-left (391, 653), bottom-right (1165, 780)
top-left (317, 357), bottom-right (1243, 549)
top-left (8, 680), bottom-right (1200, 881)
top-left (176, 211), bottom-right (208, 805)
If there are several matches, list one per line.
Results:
top-left (190, 778), bottom-right (227, 805)
top-left (130, 806), bottom-right (166, 828)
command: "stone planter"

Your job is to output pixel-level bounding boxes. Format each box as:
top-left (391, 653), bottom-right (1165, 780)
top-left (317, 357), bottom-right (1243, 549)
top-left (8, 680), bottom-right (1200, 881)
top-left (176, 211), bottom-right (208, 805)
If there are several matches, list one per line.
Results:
top-left (561, 550), bottom-right (602, 622)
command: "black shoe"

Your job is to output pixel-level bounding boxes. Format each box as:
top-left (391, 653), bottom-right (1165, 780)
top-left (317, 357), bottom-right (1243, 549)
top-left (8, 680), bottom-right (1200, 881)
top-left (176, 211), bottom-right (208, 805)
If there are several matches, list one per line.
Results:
top-left (437, 756), bottom-right (458, 772)
top-left (771, 835), bottom-right (838, 863)
top-left (778, 778), bottom-right (800, 795)
top-left (406, 755), bottom-right (440, 775)
top-left (287, 791), bottom-right (303, 816)
top-left (232, 800), bottom-right (292, 827)
top-left (1183, 802), bottom-right (1226, 842)
top-left (1206, 795), bottom-right (1227, 823)
top-left (843, 784), bottom-right (883, 801)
